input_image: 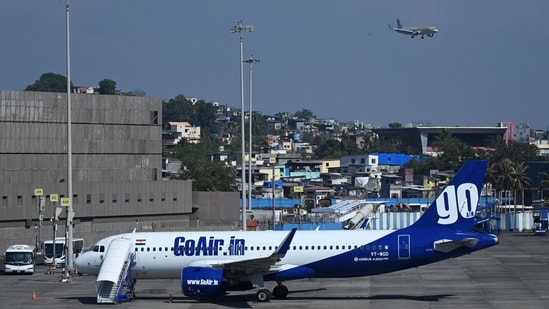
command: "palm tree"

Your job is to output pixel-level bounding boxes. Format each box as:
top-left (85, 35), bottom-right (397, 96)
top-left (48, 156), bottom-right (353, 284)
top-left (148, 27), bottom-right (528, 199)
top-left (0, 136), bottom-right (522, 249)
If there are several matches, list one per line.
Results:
top-left (495, 159), bottom-right (516, 210)
top-left (509, 161), bottom-right (530, 212)
top-left (485, 162), bottom-right (499, 205)
top-left (538, 172), bottom-right (549, 202)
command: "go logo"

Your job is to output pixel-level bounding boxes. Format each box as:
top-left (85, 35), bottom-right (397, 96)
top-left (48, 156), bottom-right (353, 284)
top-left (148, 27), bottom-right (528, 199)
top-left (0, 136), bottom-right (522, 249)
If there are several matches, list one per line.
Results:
top-left (436, 183), bottom-right (479, 225)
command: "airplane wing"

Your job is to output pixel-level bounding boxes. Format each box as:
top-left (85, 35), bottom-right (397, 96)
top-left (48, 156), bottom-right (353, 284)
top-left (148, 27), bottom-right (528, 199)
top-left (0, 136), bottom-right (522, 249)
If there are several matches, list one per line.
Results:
top-left (189, 228), bottom-right (297, 278)
top-left (433, 238), bottom-right (479, 253)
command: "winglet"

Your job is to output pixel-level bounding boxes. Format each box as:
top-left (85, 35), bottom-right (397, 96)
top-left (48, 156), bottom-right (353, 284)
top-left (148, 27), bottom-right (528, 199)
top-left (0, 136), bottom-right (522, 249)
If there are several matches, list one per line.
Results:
top-left (273, 228), bottom-right (297, 256)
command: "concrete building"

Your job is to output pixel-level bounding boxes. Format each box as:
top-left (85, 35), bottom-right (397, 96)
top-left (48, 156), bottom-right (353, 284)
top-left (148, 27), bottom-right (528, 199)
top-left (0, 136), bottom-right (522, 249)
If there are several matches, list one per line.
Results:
top-left (0, 90), bottom-right (238, 252)
top-left (373, 126), bottom-right (507, 155)
top-left (164, 121), bottom-right (201, 145)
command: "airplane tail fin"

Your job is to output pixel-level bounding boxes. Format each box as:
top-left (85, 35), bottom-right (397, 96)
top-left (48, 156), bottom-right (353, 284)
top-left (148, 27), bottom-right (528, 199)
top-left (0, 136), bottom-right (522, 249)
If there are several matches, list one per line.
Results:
top-left (396, 19), bottom-right (403, 29)
top-left (410, 160), bottom-right (488, 232)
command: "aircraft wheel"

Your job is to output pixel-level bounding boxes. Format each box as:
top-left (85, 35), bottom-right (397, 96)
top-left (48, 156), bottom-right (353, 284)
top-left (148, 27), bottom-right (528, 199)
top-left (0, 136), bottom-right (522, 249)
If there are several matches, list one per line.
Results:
top-left (256, 288), bottom-right (272, 302)
top-left (273, 285), bottom-right (288, 298)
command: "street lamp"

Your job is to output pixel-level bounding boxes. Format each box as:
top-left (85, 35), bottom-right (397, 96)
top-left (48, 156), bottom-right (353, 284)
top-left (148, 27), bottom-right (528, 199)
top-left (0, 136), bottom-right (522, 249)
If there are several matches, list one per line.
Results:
top-left (230, 21), bottom-right (253, 231)
top-left (244, 56), bottom-right (260, 214)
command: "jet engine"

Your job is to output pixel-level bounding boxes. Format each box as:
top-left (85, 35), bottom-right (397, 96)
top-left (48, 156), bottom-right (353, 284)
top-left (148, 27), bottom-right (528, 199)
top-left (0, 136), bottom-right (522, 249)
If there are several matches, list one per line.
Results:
top-left (181, 267), bottom-right (225, 297)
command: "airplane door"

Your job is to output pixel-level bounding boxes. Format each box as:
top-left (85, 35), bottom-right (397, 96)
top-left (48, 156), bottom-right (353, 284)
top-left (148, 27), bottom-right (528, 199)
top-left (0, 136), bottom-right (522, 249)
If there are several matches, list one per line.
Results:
top-left (398, 234), bottom-right (410, 259)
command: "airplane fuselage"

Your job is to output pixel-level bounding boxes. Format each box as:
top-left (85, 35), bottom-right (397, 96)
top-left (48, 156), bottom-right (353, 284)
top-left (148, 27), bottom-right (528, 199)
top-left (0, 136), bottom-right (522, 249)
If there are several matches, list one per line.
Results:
top-left (77, 228), bottom-right (496, 281)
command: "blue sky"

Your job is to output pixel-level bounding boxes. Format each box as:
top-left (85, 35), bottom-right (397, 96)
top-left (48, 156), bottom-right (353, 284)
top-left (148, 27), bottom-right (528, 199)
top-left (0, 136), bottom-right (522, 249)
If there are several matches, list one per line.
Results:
top-left (1, 1), bottom-right (548, 130)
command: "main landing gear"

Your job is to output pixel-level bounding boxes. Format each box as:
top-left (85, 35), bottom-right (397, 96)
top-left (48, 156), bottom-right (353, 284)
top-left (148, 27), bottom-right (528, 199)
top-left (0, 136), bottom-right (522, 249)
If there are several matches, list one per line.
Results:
top-left (255, 283), bottom-right (289, 302)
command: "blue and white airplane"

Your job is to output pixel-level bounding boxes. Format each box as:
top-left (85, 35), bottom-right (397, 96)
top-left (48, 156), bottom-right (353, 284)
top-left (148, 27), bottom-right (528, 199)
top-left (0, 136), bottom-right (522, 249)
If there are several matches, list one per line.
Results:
top-left (75, 160), bottom-right (498, 303)
top-left (389, 18), bottom-right (439, 39)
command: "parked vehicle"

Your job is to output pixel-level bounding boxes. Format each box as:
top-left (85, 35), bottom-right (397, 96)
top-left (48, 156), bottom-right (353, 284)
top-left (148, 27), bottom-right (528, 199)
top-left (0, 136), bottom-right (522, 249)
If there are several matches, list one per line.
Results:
top-left (3, 244), bottom-right (35, 274)
top-left (44, 237), bottom-right (84, 267)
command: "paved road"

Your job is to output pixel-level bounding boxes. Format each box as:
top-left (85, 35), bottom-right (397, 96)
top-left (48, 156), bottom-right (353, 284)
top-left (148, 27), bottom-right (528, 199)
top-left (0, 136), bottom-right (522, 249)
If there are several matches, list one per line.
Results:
top-left (1, 232), bottom-right (549, 308)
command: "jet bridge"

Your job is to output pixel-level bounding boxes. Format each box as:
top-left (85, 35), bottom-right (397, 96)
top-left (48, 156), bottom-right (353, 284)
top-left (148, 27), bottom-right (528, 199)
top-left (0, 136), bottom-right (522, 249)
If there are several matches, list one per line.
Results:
top-left (96, 238), bottom-right (136, 304)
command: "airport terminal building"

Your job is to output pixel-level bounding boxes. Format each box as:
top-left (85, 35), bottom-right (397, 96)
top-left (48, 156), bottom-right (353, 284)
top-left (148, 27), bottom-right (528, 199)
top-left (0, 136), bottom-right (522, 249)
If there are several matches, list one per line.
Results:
top-left (0, 90), bottom-right (238, 251)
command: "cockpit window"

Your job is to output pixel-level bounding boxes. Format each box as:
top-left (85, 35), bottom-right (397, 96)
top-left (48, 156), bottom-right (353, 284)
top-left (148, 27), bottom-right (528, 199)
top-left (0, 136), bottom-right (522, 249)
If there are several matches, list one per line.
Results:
top-left (90, 245), bottom-right (106, 252)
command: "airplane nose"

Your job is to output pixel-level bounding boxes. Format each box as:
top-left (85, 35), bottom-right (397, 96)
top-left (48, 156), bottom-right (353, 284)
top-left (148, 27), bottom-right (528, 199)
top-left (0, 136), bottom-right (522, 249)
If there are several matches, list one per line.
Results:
top-left (74, 252), bottom-right (98, 275)
top-left (74, 254), bottom-right (84, 269)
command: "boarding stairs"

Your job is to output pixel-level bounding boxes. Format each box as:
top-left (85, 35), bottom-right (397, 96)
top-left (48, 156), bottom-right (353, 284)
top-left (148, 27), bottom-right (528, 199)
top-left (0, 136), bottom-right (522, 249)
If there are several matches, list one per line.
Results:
top-left (96, 238), bottom-right (136, 304)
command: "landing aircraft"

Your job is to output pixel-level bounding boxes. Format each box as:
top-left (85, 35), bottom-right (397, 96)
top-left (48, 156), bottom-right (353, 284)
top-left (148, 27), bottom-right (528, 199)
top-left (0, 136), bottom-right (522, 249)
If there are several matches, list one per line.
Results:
top-left (75, 160), bottom-right (498, 303)
top-left (388, 18), bottom-right (439, 38)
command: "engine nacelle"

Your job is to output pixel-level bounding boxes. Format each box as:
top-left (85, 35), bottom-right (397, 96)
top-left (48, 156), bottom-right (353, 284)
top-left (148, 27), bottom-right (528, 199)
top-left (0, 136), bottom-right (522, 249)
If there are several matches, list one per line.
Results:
top-left (181, 267), bottom-right (225, 297)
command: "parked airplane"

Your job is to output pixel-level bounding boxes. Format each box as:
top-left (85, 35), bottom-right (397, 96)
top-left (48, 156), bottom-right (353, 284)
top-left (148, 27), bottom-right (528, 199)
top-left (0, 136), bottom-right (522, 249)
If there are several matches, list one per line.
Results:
top-left (75, 160), bottom-right (497, 303)
top-left (388, 18), bottom-right (438, 38)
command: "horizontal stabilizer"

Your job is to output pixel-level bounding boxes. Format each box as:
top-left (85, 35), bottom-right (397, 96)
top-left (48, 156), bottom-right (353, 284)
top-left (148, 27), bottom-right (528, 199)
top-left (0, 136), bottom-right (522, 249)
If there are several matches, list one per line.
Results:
top-left (434, 238), bottom-right (479, 253)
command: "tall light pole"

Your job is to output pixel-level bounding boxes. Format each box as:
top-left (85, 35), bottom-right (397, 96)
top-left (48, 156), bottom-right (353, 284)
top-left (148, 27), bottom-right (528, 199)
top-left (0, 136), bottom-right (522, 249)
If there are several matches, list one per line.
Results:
top-left (230, 21), bottom-right (253, 231)
top-left (244, 56), bottom-right (260, 214)
top-left (64, 0), bottom-right (75, 281)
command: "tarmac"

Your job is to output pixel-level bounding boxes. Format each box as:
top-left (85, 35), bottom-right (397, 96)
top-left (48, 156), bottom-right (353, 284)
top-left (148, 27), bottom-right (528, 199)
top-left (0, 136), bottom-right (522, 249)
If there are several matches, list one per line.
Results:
top-left (1, 231), bottom-right (549, 309)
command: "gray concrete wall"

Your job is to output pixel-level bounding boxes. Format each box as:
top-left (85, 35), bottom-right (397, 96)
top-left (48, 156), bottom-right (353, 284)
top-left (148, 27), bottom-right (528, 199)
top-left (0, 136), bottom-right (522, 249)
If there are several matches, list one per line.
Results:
top-left (0, 90), bottom-right (241, 255)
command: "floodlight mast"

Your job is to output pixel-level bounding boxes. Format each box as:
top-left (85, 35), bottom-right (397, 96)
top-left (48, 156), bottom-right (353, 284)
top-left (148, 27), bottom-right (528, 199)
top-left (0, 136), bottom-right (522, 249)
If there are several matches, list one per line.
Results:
top-left (230, 21), bottom-right (253, 231)
top-left (64, 0), bottom-right (75, 282)
top-left (244, 56), bottom-right (260, 214)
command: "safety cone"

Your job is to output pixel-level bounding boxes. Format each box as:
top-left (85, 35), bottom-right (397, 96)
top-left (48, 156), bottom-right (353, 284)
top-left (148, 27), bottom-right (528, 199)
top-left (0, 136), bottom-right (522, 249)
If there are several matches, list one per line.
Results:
top-left (32, 291), bottom-right (37, 301)
top-left (168, 294), bottom-right (173, 303)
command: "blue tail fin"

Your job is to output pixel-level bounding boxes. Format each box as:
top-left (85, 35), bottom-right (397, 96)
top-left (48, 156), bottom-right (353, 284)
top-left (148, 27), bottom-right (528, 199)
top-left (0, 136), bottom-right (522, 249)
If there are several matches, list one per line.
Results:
top-left (411, 160), bottom-right (488, 231)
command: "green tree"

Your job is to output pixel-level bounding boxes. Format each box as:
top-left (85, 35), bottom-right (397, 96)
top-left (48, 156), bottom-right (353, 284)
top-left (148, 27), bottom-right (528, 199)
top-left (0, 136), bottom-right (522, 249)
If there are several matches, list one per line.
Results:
top-left (430, 131), bottom-right (475, 171)
top-left (485, 137), bottom-right (541, 163)
top-left (25, 72), bottom-right (72, 92)
top-left (162, 95), bottom-right (218, 134)
top-left (169, 138), bottom-right (236, 191)
top-left (388, 122), bottom-right (402, 128)
top-left (510, 161), bottom-right (530, 210)
top-left (490, 159), bottom-right (530, 213)
top-left (98, 79), bottom-right (117, 95)
top-left (293, 108), bottom-right (316, 119)
top-left (537, 172), bottom-right (549, 201)
top-left (313, 139), bottom-right (363, 159)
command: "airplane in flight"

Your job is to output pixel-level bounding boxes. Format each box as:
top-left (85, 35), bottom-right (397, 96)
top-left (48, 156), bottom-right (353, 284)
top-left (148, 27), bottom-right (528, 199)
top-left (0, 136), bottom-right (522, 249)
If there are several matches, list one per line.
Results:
top-left (388, 18), bottom-right (439, 38)
top-left (75, 160), bottom-right (498, 303)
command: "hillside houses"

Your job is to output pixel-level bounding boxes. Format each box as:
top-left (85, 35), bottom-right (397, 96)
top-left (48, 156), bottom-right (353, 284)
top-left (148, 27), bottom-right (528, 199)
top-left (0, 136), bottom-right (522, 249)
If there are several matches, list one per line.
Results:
top-left (162, 98), bottom-right (548, 204)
